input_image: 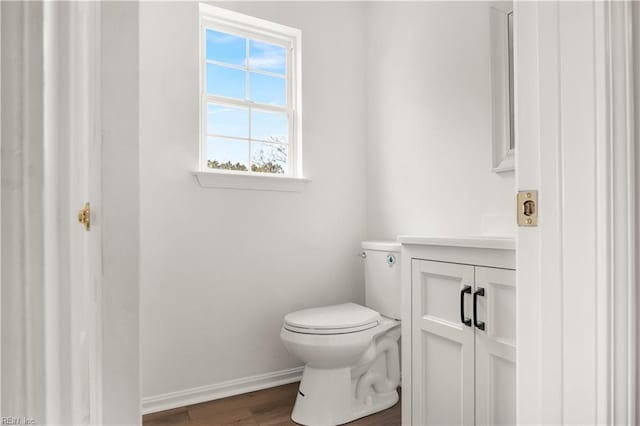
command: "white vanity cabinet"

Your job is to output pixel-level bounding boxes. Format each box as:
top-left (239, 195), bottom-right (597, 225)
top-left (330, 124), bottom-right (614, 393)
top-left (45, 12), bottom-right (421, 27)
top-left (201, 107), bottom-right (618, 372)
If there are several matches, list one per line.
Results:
top-left (399, 237), bottom-right (516, 426)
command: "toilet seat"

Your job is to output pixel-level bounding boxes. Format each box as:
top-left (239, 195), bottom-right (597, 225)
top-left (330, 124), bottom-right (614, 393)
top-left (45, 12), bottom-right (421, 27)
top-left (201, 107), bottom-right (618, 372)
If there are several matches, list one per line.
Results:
top-left (284, 303), bottom-right (380, 335)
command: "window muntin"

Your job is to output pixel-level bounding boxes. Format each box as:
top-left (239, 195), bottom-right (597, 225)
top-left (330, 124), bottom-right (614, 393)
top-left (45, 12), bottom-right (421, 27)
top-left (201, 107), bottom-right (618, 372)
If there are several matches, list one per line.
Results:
top-left (201, 17), bottom-right (297, 176)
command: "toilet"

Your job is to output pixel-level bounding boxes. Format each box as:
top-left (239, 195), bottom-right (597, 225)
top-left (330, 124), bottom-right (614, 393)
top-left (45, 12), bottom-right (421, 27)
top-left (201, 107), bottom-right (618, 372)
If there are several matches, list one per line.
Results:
top-left (280, 241), bottom-right (401, 426)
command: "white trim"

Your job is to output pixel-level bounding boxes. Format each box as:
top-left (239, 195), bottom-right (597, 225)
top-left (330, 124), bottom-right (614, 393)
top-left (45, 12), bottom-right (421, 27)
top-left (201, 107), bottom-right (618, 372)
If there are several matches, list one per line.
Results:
top-left (199, 4), bottom-right (300, 42)
top-left (2, 2), bottom-right (47, 419)
top-left (398, 235), bottom-right (515, 251)
top-left (199, 4), bottom-right (303, 180)
top-left (492, 151), bottom-right (514, 173)
top-left (193, 170), bottom-right (310, 192)
top-left (141, 366), bottom-right (304, 415)
top-left (85, 3), bottom-right (103, 423)
top-left (205, 59), bottom-right (286, 78)
top-left (632, 6), bottom-right (640, 424)
top-left (206, 133), bottom-right (288, 145)
top-left (43, 3), bottom-right (64, 420)
top-left (205, 95), bottom-right (288, 114)
top-left (608, 2), bottom-right (637, 422)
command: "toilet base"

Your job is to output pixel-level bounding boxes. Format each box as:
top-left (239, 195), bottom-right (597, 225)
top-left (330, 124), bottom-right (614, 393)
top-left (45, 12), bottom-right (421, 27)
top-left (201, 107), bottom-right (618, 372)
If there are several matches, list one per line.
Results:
top-left (291, 366), bottom-right (399, 426)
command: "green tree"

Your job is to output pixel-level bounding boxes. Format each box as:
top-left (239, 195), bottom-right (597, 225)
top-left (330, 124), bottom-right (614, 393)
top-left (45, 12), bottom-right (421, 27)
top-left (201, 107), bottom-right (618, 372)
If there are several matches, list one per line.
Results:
top-left (208, 136), bottom-right (287, 174)
top-left (207, 160), bottom-right (248, 171)
top-left (251, 139), bottom-right (286, 174)
top-left (251, 161), bottom-right (284, 174)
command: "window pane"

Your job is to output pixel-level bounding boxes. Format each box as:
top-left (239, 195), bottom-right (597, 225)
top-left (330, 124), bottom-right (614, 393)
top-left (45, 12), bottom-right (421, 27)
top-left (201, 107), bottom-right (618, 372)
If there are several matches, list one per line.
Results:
top-left (207, 137), bottom-right (248, 171)
top-left (251, 142), bottom-right (287, 174)
top-left (251, 110), bottom-right (288, 143)
top-left (207, 64), bottom-right (246, 99)
top-left (250, 73), bottom-right (285, 106)
top-left (207, 104), bottom-right (249, 138)
top-left (249, 40), bottom-right (286, 75)
top-left (206, 29), bottom-right (246, 66)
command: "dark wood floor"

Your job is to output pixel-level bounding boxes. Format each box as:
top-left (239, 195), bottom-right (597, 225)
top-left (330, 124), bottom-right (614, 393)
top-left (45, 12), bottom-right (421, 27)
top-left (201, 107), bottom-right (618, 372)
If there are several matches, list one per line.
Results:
top-left (143, 382), bottom-right (400, 426)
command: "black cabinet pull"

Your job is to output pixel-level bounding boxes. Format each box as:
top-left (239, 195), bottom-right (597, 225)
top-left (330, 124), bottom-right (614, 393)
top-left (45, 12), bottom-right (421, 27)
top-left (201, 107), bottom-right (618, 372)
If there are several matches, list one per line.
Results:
top-left (460, 285), bottom-right (472, 327)
top-left (473, 287), bottom-right (485, 330)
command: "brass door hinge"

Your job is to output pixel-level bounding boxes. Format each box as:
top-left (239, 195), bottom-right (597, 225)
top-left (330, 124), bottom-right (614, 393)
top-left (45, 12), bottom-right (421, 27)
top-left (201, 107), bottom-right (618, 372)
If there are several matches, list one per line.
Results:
top-left (517, 191), bottom-right (537, 226)
top-left (78, 202), bottom-right (90, 231)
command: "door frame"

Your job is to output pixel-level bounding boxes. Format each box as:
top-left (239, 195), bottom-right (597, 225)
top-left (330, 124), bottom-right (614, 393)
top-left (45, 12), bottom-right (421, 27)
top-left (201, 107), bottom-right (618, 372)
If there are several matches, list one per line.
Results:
top-left (71, 3), bottom-right (104, 423)
top-left (1, 2), bottom-right (48, 419)
top-left (515, 2), bottom-right (637, 424)
top-left (0, 0), bottom-right (3, 415)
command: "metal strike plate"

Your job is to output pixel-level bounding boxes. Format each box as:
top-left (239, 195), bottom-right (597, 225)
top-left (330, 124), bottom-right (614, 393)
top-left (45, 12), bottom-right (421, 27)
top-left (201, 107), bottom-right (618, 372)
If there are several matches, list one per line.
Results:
top-left (517, 190), bottom-right (538, 226)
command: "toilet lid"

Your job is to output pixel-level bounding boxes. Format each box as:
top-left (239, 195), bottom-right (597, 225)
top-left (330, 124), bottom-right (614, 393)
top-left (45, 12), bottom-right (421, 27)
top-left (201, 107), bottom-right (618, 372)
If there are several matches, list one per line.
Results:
top-left (284, 303), bottom-right (380, 333)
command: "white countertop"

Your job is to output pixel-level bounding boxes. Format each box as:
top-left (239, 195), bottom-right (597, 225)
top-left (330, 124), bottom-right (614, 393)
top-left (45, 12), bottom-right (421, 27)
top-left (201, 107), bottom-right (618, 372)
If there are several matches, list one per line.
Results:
top-left (397, 235), bottom-right (516, 250)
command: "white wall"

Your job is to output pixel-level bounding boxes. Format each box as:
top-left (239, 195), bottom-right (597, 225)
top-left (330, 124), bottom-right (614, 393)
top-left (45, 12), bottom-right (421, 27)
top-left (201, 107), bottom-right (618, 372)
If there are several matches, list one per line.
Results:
top-left (366, 2), bottom-right (515, 239)
top-left (141, 0), bottom-right (517, 409)
top-left (140, 1), bottom-right (368, 402)
top-left (101, 3), bottom-right (140, 424)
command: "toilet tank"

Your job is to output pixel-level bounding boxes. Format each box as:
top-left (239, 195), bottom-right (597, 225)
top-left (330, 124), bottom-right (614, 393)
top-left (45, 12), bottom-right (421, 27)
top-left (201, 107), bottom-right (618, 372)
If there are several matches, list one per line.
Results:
top-left (362, 241), bottom-right (401, 320)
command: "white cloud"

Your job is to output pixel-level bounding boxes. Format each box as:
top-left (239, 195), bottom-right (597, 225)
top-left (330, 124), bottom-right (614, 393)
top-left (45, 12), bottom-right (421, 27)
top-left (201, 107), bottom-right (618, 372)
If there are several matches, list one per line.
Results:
top-left (248, 43), bottom-right (285, 72)
top-left (249, 55), bottom-right (285, 70)
top-left (207, 31), bottom-right (242, 45)
top-left (208, 107), bottom-right (236, 115)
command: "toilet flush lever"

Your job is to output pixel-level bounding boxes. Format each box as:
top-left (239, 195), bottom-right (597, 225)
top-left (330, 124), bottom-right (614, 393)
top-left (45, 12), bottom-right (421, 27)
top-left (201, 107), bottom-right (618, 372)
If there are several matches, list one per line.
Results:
top-left (360, 251), bottom-right (367, 258)
top-left (386, 254), bottom-right (396, 267)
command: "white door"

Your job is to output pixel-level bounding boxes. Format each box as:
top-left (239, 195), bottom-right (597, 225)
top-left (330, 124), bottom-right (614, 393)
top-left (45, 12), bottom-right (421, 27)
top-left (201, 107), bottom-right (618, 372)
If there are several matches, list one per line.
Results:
top-left (411, 260), bottom-right (475, 426)
top-left (474, 267), bottom-right (516, 426)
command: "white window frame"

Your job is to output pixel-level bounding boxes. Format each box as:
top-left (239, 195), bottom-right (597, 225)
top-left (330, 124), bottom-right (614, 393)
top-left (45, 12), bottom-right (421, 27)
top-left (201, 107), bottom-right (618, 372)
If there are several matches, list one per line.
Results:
top-left (196, 4), bottom-right (307, 191)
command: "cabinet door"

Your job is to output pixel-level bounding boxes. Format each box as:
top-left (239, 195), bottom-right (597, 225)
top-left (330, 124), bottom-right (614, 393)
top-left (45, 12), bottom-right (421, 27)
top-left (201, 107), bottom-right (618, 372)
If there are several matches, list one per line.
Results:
top-left (474, 267), bottom-right (516, 426)
top-left (411, 260), bottom-right (475, 426)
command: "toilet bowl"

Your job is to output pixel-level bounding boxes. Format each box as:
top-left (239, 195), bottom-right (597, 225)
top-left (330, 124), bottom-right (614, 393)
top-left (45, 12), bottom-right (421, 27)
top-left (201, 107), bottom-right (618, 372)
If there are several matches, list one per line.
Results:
top-left (280, 304), bottom-right (400, 426)
top-left (280, 241), bottom-right (402, 426)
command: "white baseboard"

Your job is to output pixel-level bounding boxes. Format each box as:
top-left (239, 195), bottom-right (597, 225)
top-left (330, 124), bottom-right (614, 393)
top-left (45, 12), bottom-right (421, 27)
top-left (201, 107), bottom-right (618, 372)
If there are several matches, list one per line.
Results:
top-left (141, 366), bottom-right (304, 415)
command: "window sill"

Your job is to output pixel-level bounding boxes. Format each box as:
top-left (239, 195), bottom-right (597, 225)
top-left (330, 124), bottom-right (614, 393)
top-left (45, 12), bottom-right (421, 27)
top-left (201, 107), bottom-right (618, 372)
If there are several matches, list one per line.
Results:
top-left (193, 171), bottom-right (311, 192)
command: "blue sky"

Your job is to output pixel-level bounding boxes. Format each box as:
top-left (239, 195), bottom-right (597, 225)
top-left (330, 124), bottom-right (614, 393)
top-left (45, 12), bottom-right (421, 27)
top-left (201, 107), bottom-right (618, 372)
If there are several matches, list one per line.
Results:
top-left (205, 29), bottom-right (288, 171)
